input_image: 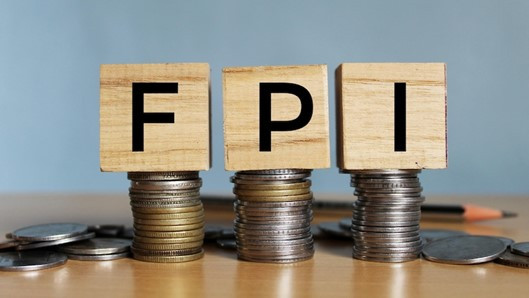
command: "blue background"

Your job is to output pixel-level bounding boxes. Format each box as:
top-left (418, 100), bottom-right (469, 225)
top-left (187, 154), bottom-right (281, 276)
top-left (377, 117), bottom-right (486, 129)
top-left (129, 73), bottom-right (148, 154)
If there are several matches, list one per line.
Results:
top-left (1, 0), bottom-right (528, 195)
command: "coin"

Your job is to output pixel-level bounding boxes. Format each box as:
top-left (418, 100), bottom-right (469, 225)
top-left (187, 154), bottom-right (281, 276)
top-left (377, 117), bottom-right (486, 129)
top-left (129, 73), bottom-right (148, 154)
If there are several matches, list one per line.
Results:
top-left (0, 251), bottom-right (68, 271)
top-left (131, 180), bottom-right (202, 191)
top-left (235, 193), bottom-right (313, 202)
top-left (131, 246), bottom-right (203, 256)
top-left (133, 228), bottom-right (204, 238)
top-left (510, 242), bottom-right (529, 257)
top-left (128, 171), bottom-right (199, 181)
top-left (132, 210), bottom-right (204, 220)
top-left (131, 205), bottom-right (203, 214)
top-left (133, 235), bottom-right (203, 244)
top-left (67, 251), bottom-right (130, 261)
top-left (132, 240), bottom-right (203, 250)
top-left (133, 223), bottom-right (204, 232)
top-left (133, 250), bottom-right (204, 263)
top-left (133, 216), bottom-right (204, 226)
top-left (234, 180), bottom-right (311, 190)
top-left (16, 232), bottom-right (96, 251)
top-left (422, 235), bottom-right (507, 264)
top-left (11, 223), bottom-right (88, 242)
top-left (57, 238), bottom-right (131, 255)
top-left (495, 249), bottom-right (529, 268)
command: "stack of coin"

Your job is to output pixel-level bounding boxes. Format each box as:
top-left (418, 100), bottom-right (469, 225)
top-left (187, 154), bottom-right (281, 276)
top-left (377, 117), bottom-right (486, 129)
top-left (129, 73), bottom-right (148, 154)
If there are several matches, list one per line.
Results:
top-left (5, 223), bottom-right (95, 251)
top-left (231, 169), bottom-right (314, 263)
top-left (128, 172), bottom-right (205, 263)
top-left (343, 169), bottom-right (424, 262)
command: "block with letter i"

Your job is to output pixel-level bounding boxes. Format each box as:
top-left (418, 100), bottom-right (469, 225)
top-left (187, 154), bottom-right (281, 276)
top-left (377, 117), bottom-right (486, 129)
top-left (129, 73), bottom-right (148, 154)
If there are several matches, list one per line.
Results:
top-left (100, 63), bottom-right (210, 263)
top-left (223, 65), bottom-right (330, 263)
top-left (335, 63), bottom-right (447, 263)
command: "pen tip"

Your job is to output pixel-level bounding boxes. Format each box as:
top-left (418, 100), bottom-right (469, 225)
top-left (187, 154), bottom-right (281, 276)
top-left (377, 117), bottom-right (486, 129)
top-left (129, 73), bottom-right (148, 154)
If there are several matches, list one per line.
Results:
top-left (502, 211), bottom-right (518, 218)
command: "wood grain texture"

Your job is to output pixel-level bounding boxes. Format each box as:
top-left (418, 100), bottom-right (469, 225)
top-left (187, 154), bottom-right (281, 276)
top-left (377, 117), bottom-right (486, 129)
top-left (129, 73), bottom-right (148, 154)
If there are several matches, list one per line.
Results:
top-left (100, 63), bottom-right (210, 172)
top-left (1, 194), bottom-right (528, 298)
top-left (336, 63), bottom-right (447, 170)
top-left (223, 65), bottom-right (330, 170)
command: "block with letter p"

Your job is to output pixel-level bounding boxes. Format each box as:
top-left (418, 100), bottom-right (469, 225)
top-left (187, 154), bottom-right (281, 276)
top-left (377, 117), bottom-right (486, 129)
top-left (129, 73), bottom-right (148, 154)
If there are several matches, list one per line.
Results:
top-left (100, 63), bottom-right (210, 172)
top-left (223, 65), bottom-right (330, 171)
top-left (336, 63), bottom-right (447, 170)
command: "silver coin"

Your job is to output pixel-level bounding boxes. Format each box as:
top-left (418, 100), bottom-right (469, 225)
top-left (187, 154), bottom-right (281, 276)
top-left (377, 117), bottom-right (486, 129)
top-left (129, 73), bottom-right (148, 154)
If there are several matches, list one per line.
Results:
top-left (355, 239), bottom-right (423, 248)
top-left (236, 199), bottom-right (313, 208)
top-left (57, 238), bottom-right (131, 255)
top-left (422, 235), bottom-right (506, 264)
top-left (237, 233), bottom-right (310, 241)
top-left (238, 254), bottom-right (313, 263)
top-left (16, 232), bottom-right (96, 251)
top-left (67, 251), bottom-right (130, 261)
top-left (510, 242), bottom-right (529, 257)
top-left (353, 225), bottom-right (419, 233)
top-left (12, 223), bottom-right (88, 242)
top-left (235, 173), bottom-right (311, 181)
top-left (129, 200), bottom-right (201, 208)
top-left (0, 251), bottom-right (67, 271)
top-left (495, 249), bottom-right (529, 268)
top-left (131, 179), bottom-right (202, 190)
top-left (352, 219), bottom-right (420, 227)
top-left (236, 237), bottom-right (312, 246)
top-left (238, 169), bottom-right (311, 175)
top-left (230, 177), bottom-right (300, 185)
top-left (234, 226), bottom-right (311, 236)
top-left (234, 221), bottom-right (310, 230)
top-left (217, 238), bottom-right (237, 249)
top-left (354, 235), bottom-right (421, 244)
top-left (419, 229), bottom-right (468, 243)
top-left (128, 171), bottom-right (199, 181)
top-left (353, 254), bottom-right (418, 263)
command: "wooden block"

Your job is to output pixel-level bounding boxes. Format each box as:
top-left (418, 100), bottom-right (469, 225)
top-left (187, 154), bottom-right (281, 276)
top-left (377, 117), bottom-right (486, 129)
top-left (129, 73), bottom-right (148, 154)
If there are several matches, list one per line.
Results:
top-left (100, 63), bottom-right (210, 172)
top-left (223, 65), bottom-right (330, 171)
top-left (336, 63), bottom-right (447, 170)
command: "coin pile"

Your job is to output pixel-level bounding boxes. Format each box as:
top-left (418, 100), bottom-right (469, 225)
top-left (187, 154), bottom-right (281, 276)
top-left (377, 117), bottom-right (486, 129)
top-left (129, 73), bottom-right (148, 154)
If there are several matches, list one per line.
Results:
top-left (231, 169), bottom-right (314, 263)
top-left (343, 169), bottom-right (424, 262)
top-left (128, 172), bottom-right (205, 263)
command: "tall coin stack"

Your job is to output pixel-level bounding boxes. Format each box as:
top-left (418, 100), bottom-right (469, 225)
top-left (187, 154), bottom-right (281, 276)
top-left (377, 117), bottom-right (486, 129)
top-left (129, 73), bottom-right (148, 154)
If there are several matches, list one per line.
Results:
top-left (128, 172), bottom-right (205, 263)
top-left (231, 169), bottom-right (314, 263)
top-left (343, 169), bottom-right (424, 262)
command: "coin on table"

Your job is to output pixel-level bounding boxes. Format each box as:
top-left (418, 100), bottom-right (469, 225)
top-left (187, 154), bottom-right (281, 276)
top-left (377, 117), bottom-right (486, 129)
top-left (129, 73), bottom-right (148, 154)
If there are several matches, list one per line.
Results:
top-left (67, 251), bottom-right (130, 261)
top-left (494, 249), bottom-right (529, 269)
top-left (11, 223), bottom-right (88, 242)
top-left (133, 250), bottom-right (204, 263)
top-left (57, 238), bottom-right (131, 255)
top-left (16, 232), bottom-right (96, 251)
top-left (419, 229), bottom-right (468, 243)
top-left (0, 251), bottom-right (68, 271)
top-left (422, 235), bottom-right (506, 264)
top-left (510, 242), bottom-right (529, 257)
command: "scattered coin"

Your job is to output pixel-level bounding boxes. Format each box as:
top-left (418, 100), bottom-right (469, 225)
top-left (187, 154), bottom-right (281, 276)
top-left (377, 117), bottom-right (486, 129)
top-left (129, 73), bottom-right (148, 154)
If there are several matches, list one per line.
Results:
top-left (422, 235), bottom-right (506, 264)
top-left (495, 249), bottom-right (529, 269)
top-left (57, 238), bottom-right (131, 255)
top-left (67, 251), bottom-right (130, 261)
top-left (11, 223), bottom-right (88, 242)
top-left (16, 232), bottom-right (96, 251)
top-left (510, 242), bottom-right (529, 257)
top-left (0, 251), bottom-right (68, 271)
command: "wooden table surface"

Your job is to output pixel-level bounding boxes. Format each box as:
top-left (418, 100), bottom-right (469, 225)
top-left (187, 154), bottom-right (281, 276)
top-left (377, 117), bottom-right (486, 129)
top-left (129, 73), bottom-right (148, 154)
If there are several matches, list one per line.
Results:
top-left (1, 194), bottom-right (528, 298)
